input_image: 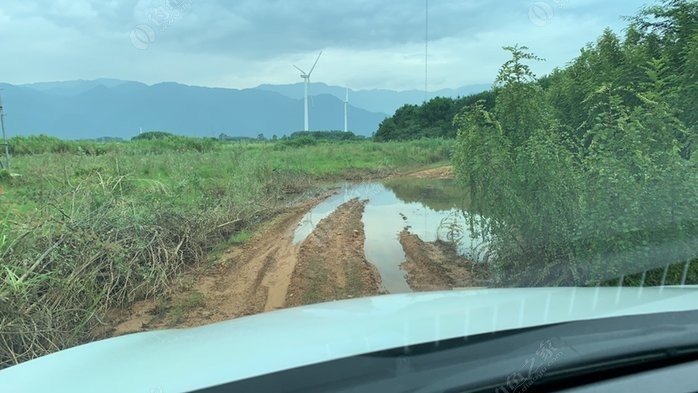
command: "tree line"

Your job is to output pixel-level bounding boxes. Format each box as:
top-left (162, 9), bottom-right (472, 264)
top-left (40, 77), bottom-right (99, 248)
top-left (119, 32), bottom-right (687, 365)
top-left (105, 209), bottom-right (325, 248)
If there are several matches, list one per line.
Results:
top-left (374, 91), bottom-right (496, 141)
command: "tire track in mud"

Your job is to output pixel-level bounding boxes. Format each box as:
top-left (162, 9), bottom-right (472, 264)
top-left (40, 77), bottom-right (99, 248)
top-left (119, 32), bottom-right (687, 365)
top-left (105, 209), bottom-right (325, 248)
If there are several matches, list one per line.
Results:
top-left (285, 198), bottom-right (384, 307)
top-left (399, 230), bottom-right (473, 291)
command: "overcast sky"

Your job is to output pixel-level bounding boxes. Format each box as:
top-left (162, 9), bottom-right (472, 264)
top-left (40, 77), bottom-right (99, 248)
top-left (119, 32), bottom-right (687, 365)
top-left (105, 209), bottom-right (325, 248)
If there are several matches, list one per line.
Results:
top-left (0, 0), bottom-right (649, 91)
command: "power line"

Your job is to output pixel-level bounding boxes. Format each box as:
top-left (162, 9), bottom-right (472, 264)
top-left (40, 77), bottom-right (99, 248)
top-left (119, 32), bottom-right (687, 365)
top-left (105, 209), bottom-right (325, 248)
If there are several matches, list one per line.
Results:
top-left (0, 92), bottom-right (9, 171)
top-left (425, 0), bottom-right (429, 104)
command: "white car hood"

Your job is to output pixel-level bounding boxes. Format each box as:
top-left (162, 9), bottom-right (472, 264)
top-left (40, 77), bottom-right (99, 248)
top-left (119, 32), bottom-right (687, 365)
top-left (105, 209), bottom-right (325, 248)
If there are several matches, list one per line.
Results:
top-left (1, 287), bottom-right (697, 392)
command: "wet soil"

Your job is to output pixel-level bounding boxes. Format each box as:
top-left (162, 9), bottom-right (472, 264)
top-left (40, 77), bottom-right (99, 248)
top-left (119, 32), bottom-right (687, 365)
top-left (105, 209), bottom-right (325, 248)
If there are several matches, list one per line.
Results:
top-left (399, 230), bottom-right (474, 291)
top-left (285, 198), bottom-right (384, 307)
top-left (111, 195), bottom-right (331, 334)
top-left (404, 166), bottom-right (455, 180)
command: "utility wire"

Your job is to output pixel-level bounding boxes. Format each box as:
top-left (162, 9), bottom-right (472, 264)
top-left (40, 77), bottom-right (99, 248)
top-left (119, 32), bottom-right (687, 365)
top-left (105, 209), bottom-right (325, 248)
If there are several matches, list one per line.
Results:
top-left (425, 0), bottom-right (429, 104)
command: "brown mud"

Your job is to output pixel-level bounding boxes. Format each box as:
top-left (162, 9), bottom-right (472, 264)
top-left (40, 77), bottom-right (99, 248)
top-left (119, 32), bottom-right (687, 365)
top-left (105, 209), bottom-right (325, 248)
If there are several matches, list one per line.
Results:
top-left (403, 166), bottom-right (455, 180)
top-left (285, 198), bottom-right (384, 307)
top-left (111, 195), bottom-right (330, 335)
top-left (399, 230), bottom-right (473, 291)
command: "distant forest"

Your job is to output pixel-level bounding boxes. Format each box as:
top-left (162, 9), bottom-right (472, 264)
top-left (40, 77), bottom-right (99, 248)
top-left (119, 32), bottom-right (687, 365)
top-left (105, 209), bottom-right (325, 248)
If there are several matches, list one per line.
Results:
top-left (374, 91), bottom-right (496, 141)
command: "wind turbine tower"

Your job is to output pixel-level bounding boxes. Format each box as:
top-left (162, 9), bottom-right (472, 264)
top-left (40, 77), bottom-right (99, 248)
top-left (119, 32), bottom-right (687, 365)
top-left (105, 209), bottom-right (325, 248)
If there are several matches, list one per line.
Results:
top-left (293, 51), bottom-right (323, 131)
top-left (344, 88), bottom-right (349, 132)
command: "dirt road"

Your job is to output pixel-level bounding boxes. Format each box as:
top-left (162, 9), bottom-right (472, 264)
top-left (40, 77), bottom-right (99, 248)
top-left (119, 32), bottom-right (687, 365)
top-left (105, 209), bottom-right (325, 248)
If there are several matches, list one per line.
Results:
top-left (405, 166), bottom-right (455, 180)
top-left (112, 196), bottom-right (384, 335)
top-left (111, 195), bottom-right (329, 334)
top-left (110, 165), bottom-right (467, 335)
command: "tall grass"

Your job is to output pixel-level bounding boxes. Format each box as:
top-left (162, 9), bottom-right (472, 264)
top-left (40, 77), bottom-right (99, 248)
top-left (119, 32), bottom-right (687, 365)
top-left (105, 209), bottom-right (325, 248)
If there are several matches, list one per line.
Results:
top-left (7, 134), bottom-right (219, 156)
top-left (0, 138), bottom-right (452, 368)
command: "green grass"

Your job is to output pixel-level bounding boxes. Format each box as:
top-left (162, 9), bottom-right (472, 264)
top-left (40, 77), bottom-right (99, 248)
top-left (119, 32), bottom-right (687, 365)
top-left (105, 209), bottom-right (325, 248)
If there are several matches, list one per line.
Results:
top-left (169, 291), bottom-right (206, 326)
top-left (206, 230), bottom-right (255, 266)
top-left (229, 230), bottom-right (252, 245)
top-left (0, 138), bottom-right (452, 368)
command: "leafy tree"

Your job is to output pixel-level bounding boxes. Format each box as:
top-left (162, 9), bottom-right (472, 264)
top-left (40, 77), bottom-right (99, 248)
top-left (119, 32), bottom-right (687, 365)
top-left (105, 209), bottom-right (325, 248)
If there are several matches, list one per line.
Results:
top-left (493, 45), bottom-right (551, 147)
top-left (455, 48), bottom-right (584, 285)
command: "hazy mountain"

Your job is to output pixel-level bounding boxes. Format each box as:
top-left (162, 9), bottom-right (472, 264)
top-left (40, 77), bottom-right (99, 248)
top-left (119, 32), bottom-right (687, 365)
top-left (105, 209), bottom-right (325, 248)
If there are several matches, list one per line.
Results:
top-left (255, 82), bottom-right (491, 114)
top-left (0, 81), bottom-right (388, 139)
top-left (0, 79), bottom-right (490, 140)
top-left (20, 79), bottom-right (130, 97)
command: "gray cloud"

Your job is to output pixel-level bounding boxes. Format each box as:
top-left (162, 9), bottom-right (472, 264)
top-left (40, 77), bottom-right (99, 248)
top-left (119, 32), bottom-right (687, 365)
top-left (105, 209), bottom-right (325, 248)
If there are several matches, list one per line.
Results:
top-left (155, 1), bottom-right (495, 56)
top-left (0, 0), bottom-right (649, 90)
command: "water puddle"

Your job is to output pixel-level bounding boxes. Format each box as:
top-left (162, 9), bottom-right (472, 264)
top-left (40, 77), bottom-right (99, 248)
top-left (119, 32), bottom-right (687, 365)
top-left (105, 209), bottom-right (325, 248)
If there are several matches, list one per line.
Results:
top-left (294, 178), bottom-right (485, 293)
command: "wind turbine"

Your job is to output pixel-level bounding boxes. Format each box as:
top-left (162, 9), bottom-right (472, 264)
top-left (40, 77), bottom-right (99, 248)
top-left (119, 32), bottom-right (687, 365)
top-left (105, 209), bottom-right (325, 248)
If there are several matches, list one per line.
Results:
top-left (293, 51), bottom-right (322, 132)
top-left (344, 88), bottom-right (349, 132)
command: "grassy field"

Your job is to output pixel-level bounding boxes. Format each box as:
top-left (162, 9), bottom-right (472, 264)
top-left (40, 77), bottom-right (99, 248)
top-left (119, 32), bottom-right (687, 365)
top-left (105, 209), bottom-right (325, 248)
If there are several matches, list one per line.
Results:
top-left (0, 138), bottom-right (452, 368)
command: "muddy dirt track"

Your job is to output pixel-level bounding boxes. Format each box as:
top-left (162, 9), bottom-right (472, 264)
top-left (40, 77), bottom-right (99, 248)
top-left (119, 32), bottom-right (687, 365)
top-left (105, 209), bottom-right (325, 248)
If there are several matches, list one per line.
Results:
top-left (286, 198), bottom-right (384, 307)
top-left (112, 195), bottom-right (326, 334)
top-left (399, 230), bottom-right (473, 291)
top-left (111, 166), bottom-right (474, 335)
top-left (405, 166), bottom-right (455, 180)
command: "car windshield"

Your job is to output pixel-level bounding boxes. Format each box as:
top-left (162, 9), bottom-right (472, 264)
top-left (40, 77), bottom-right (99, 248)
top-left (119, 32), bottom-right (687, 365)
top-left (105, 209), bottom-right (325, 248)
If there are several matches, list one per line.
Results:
top-left (0, 0), bottom-right (696, 377)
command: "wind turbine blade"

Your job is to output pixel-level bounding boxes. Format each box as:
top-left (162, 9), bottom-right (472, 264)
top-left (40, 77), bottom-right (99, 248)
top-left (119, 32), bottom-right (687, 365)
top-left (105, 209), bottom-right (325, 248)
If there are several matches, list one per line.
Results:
top-left (293, 65), bottom-right (307, 75)
top-left (308, 51), bottom-right (323, 76)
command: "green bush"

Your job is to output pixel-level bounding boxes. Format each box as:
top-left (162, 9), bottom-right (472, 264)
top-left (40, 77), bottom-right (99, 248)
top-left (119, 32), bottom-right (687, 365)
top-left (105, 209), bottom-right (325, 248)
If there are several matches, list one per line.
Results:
top-left (131, 131), bottom-right (175, 141)
top-left (279, 136), bottom-right (318, 148)
top-left (288, 130), bottom-right (363, 141)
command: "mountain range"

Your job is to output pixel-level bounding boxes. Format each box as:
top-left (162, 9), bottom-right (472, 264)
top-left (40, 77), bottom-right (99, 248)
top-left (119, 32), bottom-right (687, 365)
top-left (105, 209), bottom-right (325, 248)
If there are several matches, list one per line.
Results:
top-left (0, 79), bottom-right (490, 140)
top-left (255, 82), bottom-right (491, 115)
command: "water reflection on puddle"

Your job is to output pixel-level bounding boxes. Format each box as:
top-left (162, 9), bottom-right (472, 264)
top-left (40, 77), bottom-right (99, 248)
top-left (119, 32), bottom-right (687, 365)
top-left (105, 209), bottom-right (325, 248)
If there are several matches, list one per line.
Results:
top-left (293, 179), bottom-right (485, 294)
